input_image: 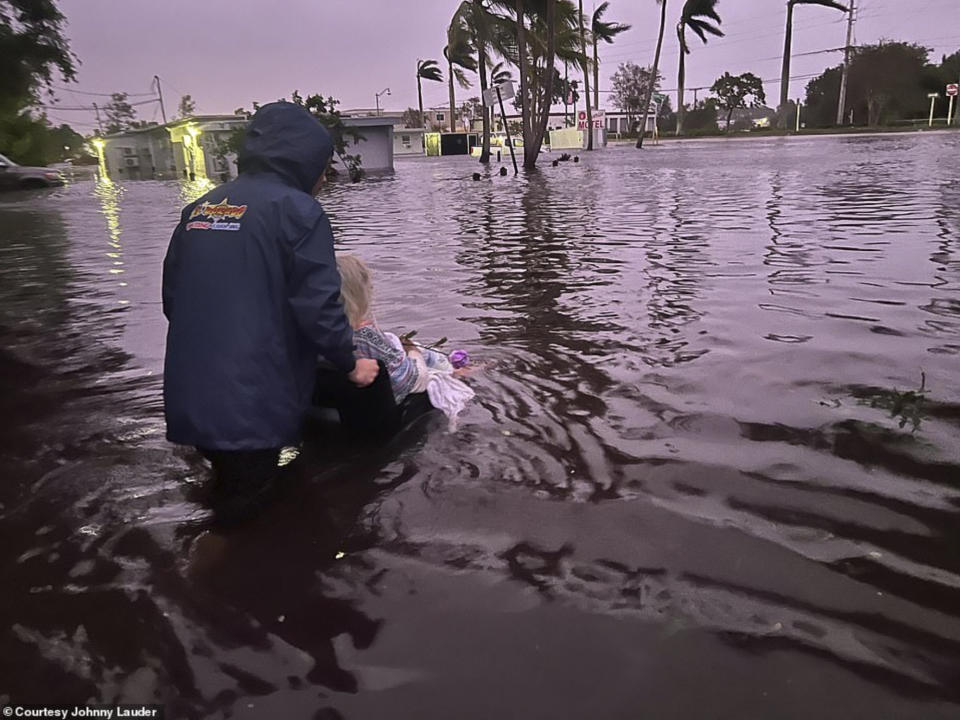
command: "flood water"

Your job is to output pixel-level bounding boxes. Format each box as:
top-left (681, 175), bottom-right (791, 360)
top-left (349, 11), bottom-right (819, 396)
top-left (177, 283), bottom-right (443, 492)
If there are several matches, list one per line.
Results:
top-left (1, 133), bottom-right (959, 719)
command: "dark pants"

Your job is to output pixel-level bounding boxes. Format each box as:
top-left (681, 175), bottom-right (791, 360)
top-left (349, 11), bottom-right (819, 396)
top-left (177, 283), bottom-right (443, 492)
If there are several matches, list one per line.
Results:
top-left (198, 447), bottom-right (282, 526)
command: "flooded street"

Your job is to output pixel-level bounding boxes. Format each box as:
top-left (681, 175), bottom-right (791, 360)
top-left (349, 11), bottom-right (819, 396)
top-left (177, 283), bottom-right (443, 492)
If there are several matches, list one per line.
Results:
top-left (1, 133), bottom-right (959, 718)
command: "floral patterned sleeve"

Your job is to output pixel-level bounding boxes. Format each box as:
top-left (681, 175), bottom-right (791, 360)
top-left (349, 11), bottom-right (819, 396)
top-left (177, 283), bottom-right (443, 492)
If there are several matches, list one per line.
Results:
top-left (352, 325), bottom-right (421, 402)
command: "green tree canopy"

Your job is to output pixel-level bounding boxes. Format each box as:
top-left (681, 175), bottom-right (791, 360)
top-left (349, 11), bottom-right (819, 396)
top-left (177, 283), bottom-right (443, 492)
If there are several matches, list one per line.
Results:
top-left (103, 92), bottom-right (137, 134)
top-left (804, 41), bottom-right (947, 126)
top-left (711, 71), bottom-right (766, 132)
top-left (610, 61), bottom-right (660, 121)
top-left (178, 94), bottom-right (196, 118)
top-left (0, 0), bottom-right (76, 109)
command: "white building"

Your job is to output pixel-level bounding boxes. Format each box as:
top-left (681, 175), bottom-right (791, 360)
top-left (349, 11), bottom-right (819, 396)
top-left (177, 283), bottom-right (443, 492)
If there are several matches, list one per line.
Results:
top-left (341, 115), bottom-right (398, 172)
top-left (97, 111), bottom-right (400, 181)
top-left (98, 115), bottom-right (245, 182)
top-left (393, 128), bottom-right (426, 156)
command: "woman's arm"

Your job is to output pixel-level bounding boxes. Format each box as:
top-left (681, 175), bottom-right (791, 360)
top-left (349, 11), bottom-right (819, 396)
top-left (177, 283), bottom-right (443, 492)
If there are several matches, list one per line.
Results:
top-left (354, 327), bottom-right (422, 399)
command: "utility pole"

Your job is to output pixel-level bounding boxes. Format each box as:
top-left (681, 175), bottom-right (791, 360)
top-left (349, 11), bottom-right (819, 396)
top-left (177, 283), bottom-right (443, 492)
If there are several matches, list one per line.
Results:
top-left (92, 102), bottom-right (103, 134)
top-left (836, 0), bottom-right (856, 126)
top-left (154, 75), bottom-right (167, 124)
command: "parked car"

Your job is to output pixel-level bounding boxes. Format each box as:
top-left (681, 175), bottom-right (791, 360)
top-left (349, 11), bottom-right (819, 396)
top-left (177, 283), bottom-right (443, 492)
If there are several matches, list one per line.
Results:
top-left (0, 153), bottom-right (65, 190)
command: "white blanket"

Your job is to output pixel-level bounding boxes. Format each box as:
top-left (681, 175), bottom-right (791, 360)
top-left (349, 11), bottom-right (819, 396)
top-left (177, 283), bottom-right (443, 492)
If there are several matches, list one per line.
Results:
top-left (384, 332), bottom-right (474, 430)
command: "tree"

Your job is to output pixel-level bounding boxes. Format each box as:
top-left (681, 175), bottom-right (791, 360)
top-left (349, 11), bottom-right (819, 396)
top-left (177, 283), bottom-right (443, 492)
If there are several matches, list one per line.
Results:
top-left (177, 94), bottom-right (196, 118)
top-left (591, 2), bottom-right (630, 110)
top-left (401, 107), bottom-right (422, 128)
top-left (804, 41), bottom-right (936, 127)
top-left (488, 0), bottom-right (581, 169)
top-left (683, 97), bottom-right (719, 132)
top-left (779, 0), bottom-right (847, 111)
top-left (803, 65), bottom-right (842, 126)
top-left (0, 0), bottom-right (77, 163)
top-left (578, 0), bottom-right (593, 150)
top-left (0, 0), bottom-right (76, 107)
top-left (676, 0), bottom-right (723, 136)
top-left (850, 42), bottom-right (932, 126)
top-left (460, 96), bottom-right (484, 130)
top-left (453, 0), bottom-right (514, 162)
top-left (103, 92), bottom-right (137, 134)
top-left (444, 18), bottom-right (477, 133)
top-left (711, 71), bottom-right (766, 132)
top-left (610, 62), bottom-right (659, 127)
top-left (637, 0), bottom-right (668, 148)
top-left (487, 61), bottom-right (513, 134)
top-left (416, 59), bottom-right (443, 129)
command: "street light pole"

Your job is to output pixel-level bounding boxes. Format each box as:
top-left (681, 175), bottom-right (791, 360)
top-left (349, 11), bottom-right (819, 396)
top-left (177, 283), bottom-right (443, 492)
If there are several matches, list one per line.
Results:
top-left (375, 87), bottom-right (391, 117)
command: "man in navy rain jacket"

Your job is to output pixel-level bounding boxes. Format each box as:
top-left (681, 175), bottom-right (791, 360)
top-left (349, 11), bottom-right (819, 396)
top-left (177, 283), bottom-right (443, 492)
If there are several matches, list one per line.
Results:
top-left (162, 102), bottom-right (378, 519)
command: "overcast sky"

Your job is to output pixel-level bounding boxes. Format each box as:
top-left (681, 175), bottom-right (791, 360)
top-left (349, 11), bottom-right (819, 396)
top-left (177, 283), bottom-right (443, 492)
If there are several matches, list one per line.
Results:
top-left (49, 0), bottom-right (959, 131)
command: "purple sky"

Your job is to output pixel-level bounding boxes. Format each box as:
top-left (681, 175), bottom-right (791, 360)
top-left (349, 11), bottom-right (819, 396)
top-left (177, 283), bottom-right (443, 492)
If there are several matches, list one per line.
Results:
top-left (49, 0), bottom-right (959, 131)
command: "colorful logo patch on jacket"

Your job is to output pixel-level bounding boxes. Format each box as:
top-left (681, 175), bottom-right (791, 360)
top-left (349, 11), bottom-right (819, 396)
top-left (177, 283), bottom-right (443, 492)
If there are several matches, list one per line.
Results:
top-left (186, 198), bottom-right (248, 232)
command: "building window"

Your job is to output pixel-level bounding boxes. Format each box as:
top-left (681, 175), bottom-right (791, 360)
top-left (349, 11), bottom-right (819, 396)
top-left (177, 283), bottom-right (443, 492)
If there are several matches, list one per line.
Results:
top-left (402, 134), bottom-right (411, 149)
top-left (436, 113), bottom-right (445, 121)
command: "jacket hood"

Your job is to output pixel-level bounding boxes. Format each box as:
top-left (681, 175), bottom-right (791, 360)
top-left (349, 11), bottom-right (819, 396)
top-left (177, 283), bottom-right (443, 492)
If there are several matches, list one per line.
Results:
top-left (237, 102), bottom-right (334, 192)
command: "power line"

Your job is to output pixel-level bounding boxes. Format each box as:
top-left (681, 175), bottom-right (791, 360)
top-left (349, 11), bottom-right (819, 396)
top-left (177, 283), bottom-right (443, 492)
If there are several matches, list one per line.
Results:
top-left (36, 98), bottom-right (159, 111)
top-left (52, 85), bottom-right (155, 97)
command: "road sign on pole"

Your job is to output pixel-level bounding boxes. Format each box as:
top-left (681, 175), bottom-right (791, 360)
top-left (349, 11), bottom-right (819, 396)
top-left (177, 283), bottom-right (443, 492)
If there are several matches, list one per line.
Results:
top-left (483, 81), bottom-right (515, 107)
top-left (947, 83), bottom-right (958, 97)
top-left (928, 92), bottom-right (939, 127)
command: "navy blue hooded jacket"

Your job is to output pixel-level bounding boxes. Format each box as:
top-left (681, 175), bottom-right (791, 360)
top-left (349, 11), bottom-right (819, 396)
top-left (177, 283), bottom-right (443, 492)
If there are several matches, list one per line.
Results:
top-left (162, 102), bottom-right (355, 450)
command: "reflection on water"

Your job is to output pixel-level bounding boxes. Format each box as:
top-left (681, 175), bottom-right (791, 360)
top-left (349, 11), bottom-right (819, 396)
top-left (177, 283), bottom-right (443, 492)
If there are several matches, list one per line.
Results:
top-left (1, 134), bottom-right (959, 718)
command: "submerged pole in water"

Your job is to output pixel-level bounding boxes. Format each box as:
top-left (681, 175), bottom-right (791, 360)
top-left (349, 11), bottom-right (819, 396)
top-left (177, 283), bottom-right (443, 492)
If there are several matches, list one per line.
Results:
top-left (497, 87), bottom-right (519, 175)
top-left (928, 93), bottom-right (938, 128)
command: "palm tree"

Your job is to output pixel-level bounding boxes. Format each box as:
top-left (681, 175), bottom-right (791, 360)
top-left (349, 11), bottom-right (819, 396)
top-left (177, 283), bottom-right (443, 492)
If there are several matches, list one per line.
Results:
top-left (676, 0), bottom-right (723, 136)
top-left (487, 60), bottom-right (513, 136)
top-left (637, 0), bottom-right (667, 148)
top-left (444, 19), bottom-right (478, 133)
top-left (591, 2), bottom-right (631, 110)
top-left (577, 0), bottom-right (593, 150)
top-left (453, 1), bottom-right (514, 162)
top-left (489, 0), bottom-right (580, 169)
top-left (490, 60), bottom-right (513, 87)
top-left (779, 0), bottom-right (847, 109)
top-left (416, 59), bottom-right (443, 129)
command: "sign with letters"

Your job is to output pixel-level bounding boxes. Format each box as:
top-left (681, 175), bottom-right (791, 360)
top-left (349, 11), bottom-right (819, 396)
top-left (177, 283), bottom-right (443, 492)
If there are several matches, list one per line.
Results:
top-left (576, 109), bottom-right (605, 130)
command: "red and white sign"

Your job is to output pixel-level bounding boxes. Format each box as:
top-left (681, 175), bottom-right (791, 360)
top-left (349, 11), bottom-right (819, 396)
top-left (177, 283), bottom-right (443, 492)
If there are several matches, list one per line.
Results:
top-left (947, 84), bottom-right (959, 97)
top-left (576, 109), bottom-right (605, 130)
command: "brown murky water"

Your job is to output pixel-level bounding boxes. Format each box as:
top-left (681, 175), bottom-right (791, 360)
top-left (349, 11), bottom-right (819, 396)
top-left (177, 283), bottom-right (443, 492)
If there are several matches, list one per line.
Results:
top-left (1, 134), bottom-right (959, 719)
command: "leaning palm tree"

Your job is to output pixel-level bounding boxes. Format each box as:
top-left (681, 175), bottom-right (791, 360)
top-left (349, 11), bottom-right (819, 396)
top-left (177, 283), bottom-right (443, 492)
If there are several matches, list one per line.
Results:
top-left (637, 0), bottom-right (667, 148)
top-left (444, 20), bottom-right (478, 133)
top-left (779, 0), bottom-right (847, 109)
top-left (676, 0), bottom-right (723, 136)
top-left (591, 2), bottom-right (631, 110)
top-left (416, 59), bottom-right (444, 128)
top-left (453, 1), bottom-right (514, 162)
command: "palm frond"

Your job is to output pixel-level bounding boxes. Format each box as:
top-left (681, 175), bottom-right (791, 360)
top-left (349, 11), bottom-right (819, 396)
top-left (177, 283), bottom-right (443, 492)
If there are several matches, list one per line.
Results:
top-left (453, 67), bottom-right (472, 89)
top-left (418, 59), bottom-right (444, 82)
top-left (679, 0), bottom-right (723, 53)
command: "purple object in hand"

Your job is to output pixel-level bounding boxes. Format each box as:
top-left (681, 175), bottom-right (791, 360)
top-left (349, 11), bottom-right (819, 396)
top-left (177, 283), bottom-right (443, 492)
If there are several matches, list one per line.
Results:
top-left (449, 350), bottom-right (469, 369)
